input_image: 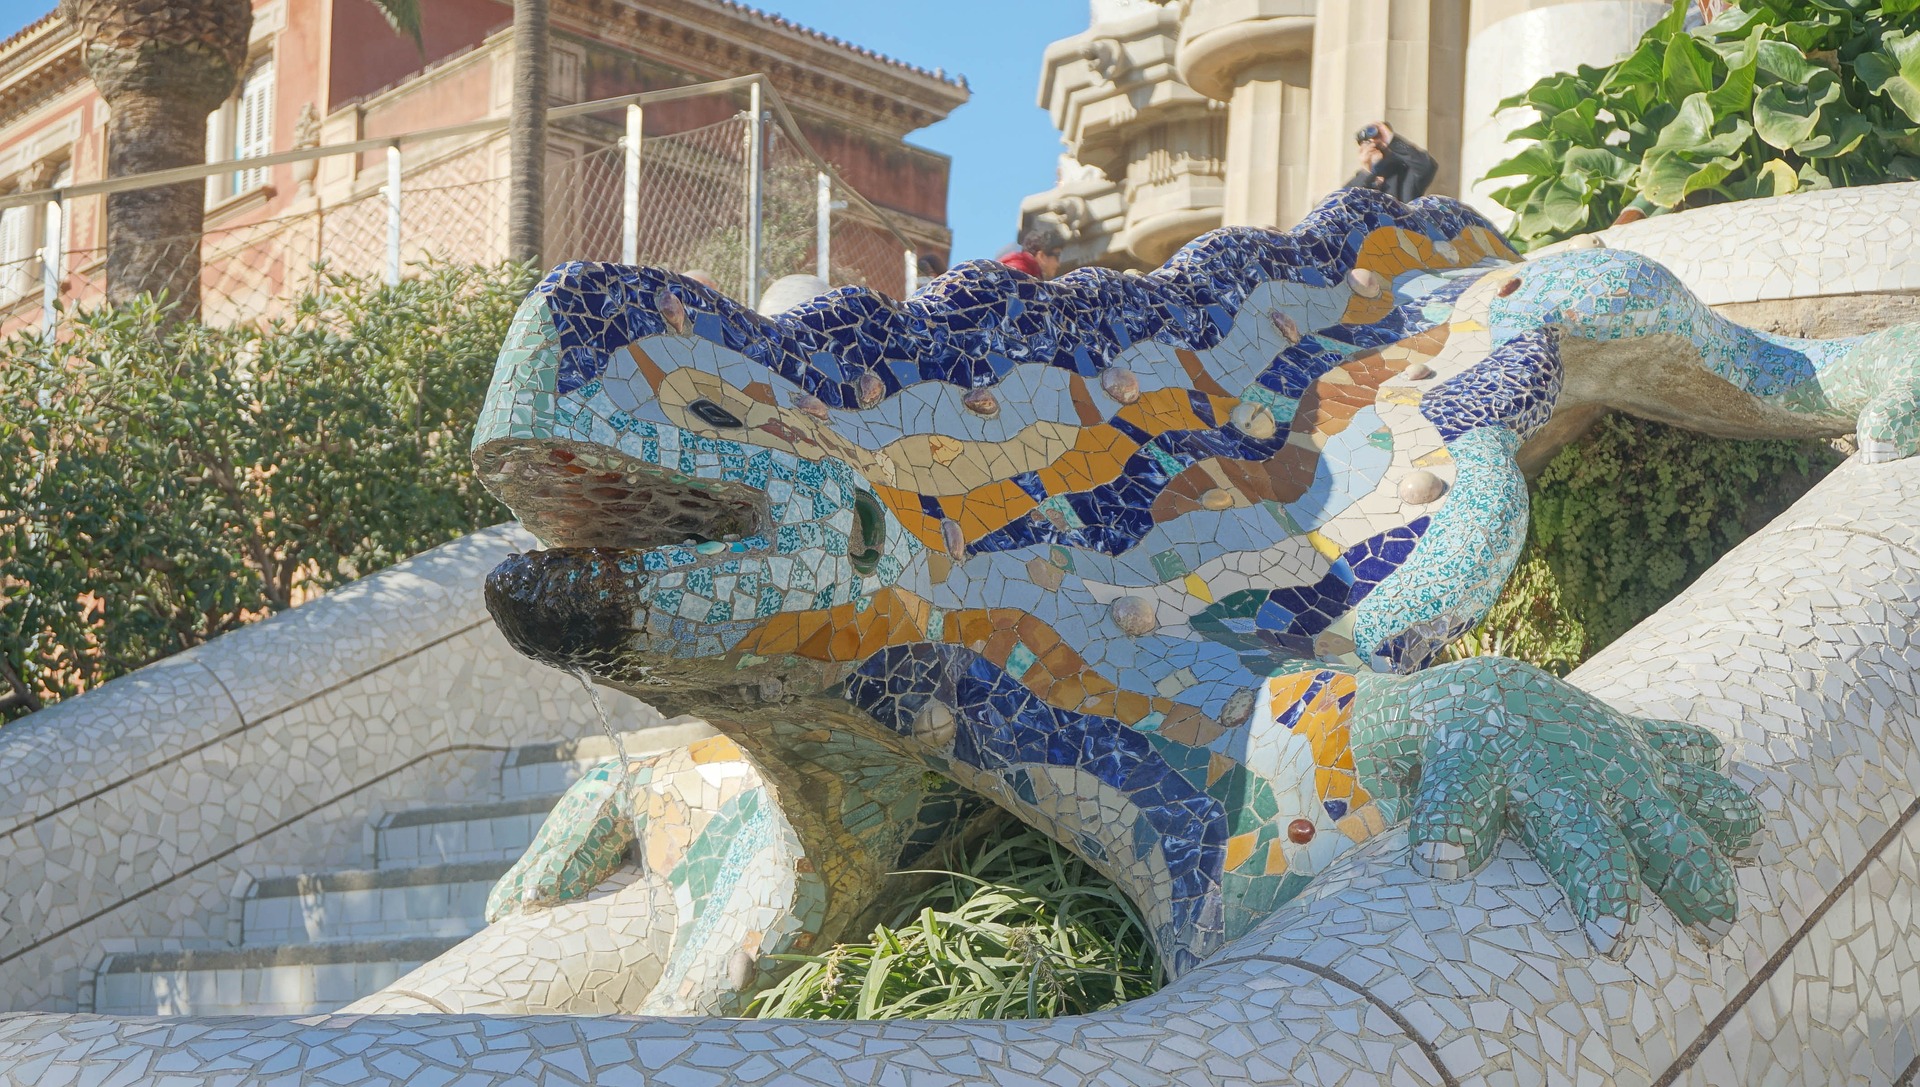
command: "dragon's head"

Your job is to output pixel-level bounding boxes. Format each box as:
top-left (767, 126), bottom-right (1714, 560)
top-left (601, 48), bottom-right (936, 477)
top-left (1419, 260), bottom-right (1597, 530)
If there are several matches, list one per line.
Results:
top-left (472, 267), bottom-right (933, 717)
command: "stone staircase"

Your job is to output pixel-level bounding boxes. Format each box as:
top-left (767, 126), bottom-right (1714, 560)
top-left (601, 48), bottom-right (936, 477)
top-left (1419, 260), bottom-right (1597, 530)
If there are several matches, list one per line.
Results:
top-left (92, 724), bottom-right (709, 1015)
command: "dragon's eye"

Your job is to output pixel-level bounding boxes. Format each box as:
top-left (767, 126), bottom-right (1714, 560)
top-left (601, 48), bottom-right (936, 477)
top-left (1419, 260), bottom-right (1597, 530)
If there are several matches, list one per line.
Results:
top-left (850, 491), bottom-right (885, 576)
top-left (688, 398), bottom-right (745, 429)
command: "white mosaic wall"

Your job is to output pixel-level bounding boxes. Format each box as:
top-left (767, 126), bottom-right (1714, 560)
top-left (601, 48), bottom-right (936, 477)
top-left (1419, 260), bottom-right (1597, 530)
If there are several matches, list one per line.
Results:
top-left (4, 453), bottom-right (1917, 1084)
top-left (1588, 180), bottom-right (1920, 307)
top-left (0, 525), bottom-right (665, 1013)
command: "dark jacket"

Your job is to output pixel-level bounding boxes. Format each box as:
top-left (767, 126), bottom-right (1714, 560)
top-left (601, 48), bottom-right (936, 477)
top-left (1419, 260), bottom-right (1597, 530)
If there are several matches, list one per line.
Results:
top-left (1368, 136), bottom-right (1439, 203)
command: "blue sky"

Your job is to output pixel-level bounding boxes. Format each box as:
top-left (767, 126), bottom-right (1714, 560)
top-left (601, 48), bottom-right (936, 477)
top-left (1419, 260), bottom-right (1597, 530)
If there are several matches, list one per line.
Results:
top-left (764, 2), bottom-right (1087, 262)
top-left (0, 0), bottom-right (1084, 263)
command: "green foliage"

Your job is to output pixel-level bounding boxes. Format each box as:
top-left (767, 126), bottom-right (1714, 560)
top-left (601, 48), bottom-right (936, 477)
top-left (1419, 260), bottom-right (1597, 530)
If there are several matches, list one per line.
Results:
top-left (1487, 0), bottom-right (1920, 249)
top-left (363, 0), bottom-right (424, 53)
top-left (1450, 414), bottom-right (1842, 672)
top-left (749, 819), bottom-right (1160, 1020)
top-left (0, 262), bottom-right (533, 721)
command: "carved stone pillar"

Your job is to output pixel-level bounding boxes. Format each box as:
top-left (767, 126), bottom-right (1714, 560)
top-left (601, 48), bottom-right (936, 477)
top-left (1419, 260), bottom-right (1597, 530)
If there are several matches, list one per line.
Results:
top-left (1176, 0), bottom-right (1315, 230)
top-left (1021, 2), bottom-right (1225, 269)
top-left (1303, 0), bottom-right (1469, 208)
top-left (1218, 57), bottom-right (1310, 228)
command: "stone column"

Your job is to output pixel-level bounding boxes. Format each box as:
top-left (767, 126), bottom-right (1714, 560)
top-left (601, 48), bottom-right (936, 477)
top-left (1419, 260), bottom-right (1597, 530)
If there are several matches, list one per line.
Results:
top-left (1304, 0), bottom-right (1470, 207)
top-left (1175, 0), bottom-right (1315, 230)
top-left (1021, 1), bottom-right (1224, 269)
top-left (1460, 0), bottom-right (1671, 226)
top-left (1219, 57), bottom-right (1312, 229)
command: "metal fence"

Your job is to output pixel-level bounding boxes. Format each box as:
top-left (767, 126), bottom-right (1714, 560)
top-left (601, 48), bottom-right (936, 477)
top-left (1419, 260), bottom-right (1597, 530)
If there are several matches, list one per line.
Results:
top-left (0, 74), bottom-right (924, 337)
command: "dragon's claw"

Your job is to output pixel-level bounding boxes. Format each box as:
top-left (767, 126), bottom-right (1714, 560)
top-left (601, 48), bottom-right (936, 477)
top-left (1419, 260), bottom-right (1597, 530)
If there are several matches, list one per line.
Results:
top-left (1393, 657), bottom-right (1759, 954)
top-left (1855, 379), bottom-right (1920, 464)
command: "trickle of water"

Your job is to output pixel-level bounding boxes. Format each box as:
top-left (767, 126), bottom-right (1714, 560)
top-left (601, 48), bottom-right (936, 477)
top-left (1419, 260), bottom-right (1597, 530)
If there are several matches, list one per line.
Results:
top-left (573, 667), bottom-right (644, 866)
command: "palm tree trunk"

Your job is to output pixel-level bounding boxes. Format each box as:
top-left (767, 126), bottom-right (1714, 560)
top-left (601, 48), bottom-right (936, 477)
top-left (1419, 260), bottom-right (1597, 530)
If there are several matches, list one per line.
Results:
top-left (509, 0), bottom-right (548, 267)
top-left (103, 90), bottom-right (213, 316)
top-left (60, 0), bottom-right (252, 321)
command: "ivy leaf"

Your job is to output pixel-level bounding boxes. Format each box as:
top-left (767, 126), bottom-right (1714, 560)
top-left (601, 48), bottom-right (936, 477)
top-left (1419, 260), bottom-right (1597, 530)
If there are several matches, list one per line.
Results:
top-left (1641, 150), bottom-right (1743, 206)
top-left (1602, 38), bottom-right (1669, 96)
top-left (1481, 139), bottom-right (1572, 180)
top-left (1856, 28), bottom-right (1920, 123)
top-left (1754, 75), bottom-right (1845, 149)
top-left (1663, 32), bottom-right (1716, 103)
top-left (1705, 32), bottom-right (1760, 116)
top-left (1754, 38), bottom-right (1830, 86)
top-left (1521, 71), bottom-right (1595, 116)
top-left (1537, 175), bottom-right (1596, 234)
top-left (1649, 0), bottom-right (1692, 40)
top-left (1651, 93), bottom-right (1752, 157)
top-left (1751, 158), bottom-right (1802, 197)
top-left (1549, 98), bottom-right (1604, 143)
top-left (1563, 146), bottom-right (1638, 182)
top-left (1794, 106), bottom-right (1876, 158)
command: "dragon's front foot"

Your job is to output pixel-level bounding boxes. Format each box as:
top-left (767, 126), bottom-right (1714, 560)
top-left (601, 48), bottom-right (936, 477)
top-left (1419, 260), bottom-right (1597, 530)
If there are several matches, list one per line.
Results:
top-left (1856, 379), bottom-right (1920, 464)
top-left (1366, 658), bottom-right (1763, 956)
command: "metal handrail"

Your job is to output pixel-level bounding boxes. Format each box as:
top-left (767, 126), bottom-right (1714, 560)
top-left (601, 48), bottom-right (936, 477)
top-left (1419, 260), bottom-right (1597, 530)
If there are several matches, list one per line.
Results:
top-left (0, 73), bottom-right (923, 258)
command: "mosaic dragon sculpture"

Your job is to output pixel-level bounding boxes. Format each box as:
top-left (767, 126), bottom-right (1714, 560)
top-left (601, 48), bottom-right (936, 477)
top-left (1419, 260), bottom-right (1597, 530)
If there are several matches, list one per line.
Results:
top-left (467, 189), bottom-right (1920, 1011)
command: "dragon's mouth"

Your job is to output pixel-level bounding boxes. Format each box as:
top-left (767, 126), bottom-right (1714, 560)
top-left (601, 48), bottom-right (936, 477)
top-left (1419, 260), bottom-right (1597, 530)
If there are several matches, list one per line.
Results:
top-left (473, 437), bottom-right (771, 551)
top-left (475, 437), bottom-right (780, 677)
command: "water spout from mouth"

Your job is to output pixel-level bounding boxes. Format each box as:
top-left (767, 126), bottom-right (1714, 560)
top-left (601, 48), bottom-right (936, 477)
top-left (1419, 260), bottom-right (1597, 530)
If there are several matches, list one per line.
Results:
top-left (572, 666), bottom-right (645, 868)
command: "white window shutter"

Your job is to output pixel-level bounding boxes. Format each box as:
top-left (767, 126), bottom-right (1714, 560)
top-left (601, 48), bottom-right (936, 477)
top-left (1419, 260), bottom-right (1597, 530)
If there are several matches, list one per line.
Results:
top-left (0, 205), bottom-right (32, 304)
top-left (207, 106), bottom-right (226, 204)
top-left (232, 59), bottom-right (275, 193)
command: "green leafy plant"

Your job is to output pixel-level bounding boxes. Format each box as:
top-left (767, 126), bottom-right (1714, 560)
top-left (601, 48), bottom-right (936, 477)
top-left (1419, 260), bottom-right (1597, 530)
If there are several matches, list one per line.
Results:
top-left (0, 262), bottom-right (532, 721)
top-left (1486, 0), bottom-right (1920, 249)
top-left (1449, 415), bottom-right (1842, 673)
top-left (750, 818), bottom-right (1160, 1020)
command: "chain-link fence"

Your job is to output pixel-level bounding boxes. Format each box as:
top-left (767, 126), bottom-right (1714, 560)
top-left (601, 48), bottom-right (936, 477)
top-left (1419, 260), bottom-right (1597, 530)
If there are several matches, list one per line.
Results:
top-left (0, 75), bottom-right (928, 338)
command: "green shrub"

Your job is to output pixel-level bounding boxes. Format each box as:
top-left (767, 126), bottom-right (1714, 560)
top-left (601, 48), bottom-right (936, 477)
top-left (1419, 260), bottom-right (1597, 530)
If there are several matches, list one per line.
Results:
top-left (1450, 415), bottom-right (1842, 673)
top-left (750, 819), bottom-right (1160, 1020)
top-left (1487, 0), bottom-right (1920, 249)
top-left (0, 262), bottom-right (533, 721)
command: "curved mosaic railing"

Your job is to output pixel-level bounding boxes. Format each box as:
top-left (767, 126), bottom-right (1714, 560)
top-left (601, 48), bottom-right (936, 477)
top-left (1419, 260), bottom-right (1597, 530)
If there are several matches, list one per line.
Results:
top-left (0, 526), bottom-right (666, 1013)
top-left (1590, 179), bottom-right (1920, 308)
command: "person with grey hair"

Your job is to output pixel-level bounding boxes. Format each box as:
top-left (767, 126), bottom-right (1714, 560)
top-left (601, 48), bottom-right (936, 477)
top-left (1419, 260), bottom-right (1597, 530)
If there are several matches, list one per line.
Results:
top-left (756, 273), bottom-right (830, 315)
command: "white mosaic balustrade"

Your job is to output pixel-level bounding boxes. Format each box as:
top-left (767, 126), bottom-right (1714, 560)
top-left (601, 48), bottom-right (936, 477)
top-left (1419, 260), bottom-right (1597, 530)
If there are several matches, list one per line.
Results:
top-left (81, 726), bottom-right (707, 1019)
top-left (0, 525), bottom-right (677, 1014)
top-left (1578, 180), bottom-right (1920, 307)
top-left (6, 453), bottom-right (1917, 1084)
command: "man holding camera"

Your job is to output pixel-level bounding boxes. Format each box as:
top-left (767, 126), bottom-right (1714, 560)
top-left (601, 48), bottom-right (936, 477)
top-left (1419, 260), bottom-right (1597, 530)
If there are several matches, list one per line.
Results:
top-left (1349, 122), bottom-right (1439, 203)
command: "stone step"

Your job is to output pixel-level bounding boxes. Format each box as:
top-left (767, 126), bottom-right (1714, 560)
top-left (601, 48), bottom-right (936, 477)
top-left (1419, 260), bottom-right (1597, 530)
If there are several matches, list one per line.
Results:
top-left (373, 794), bottom-right (564, 869)
top-left (497, 720), bottom-right (717, 800)
top-left (93, 936), bottom-right (464, 1015)
top-left (241, 861), bottom-right (511, 946)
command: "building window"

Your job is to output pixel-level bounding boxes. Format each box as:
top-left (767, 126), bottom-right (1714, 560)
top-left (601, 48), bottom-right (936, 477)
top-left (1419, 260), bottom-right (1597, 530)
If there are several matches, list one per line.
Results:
top-left (550, 41), bottom-right (585, 103)
top-left (232, 59), bottom-right (275, 192)
top-left (0, 160), bottom-right (71, 307)
top-left (0, 201), bottom-right (32, 305)
top-left (42, 160), bottom-right (70, 298)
